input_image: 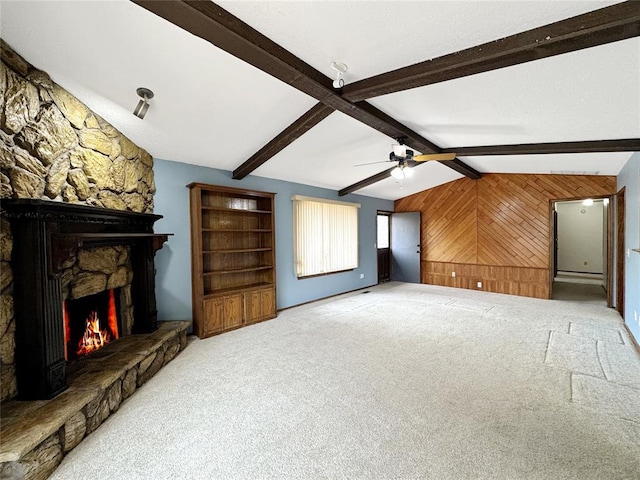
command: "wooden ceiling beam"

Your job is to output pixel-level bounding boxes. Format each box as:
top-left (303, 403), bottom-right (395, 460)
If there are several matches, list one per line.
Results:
top-left (232, 103), bottom-right (333, 180)
top-left (342, 2), bottom-right (640, 102)
top-left (132, 0), bottom-right (478, 183)
top-left (339, 167), bottom-right (397, 197)
top-left (442, 139), bottom-right (640, 156)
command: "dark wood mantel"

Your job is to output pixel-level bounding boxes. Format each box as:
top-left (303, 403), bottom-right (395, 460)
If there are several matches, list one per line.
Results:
top-left (52, 233), bottom-right (171, 273)
top-left (1, 199), bottom-right (171, 400)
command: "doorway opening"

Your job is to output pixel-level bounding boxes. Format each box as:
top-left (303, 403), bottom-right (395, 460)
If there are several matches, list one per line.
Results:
top-left (377, 211), bottom-right (422, 284)
top-left (551, 197), bottom-right (612, 305)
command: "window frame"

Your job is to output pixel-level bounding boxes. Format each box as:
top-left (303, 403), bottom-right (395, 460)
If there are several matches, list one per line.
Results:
top-left (292, 195), bottom-right (361, 279)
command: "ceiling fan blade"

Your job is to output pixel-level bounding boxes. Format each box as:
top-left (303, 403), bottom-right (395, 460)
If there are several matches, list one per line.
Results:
top-left (413, 152), bottom-right (457, 162)
top-left (354, 160), bottom-right (391, 167)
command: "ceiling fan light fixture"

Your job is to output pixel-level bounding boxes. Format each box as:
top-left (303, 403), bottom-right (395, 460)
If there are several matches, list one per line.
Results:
top-left (390, 166), bottom-right (404, 180)
top-left (393, 144), bottom-right (407, 157)
top-left (391, 164), bottom-right (412, 180)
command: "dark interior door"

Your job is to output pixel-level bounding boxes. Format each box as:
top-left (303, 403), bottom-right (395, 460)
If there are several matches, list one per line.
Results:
top-left (390, 212), bottom-right (421, 283)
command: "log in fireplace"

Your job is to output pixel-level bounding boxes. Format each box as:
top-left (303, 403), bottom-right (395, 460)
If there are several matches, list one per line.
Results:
top-left (1, 199), bottom-right (170, 400)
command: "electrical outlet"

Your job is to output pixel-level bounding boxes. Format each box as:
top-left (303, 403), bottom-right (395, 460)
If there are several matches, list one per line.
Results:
top-left (477, 281), bottom-right (482, 288)
top-left (628, 249), bottom-right (631, 258)
top-left (451, 271), bottom-right (456, 277)
top-left (360, 273), bottom-right (364, 279)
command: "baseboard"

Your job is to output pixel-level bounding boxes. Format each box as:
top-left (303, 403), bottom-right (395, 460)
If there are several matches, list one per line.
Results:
top-left (278, 284), bottom-right (377, 312)
top-left (554, 277), bottom-right (603, 285)
top-left (623, 323), bottom-right (640, 354)
top-left (556, 271), bottom-right (603, 278)
top-left (555, 271), bottom-right (604, 285)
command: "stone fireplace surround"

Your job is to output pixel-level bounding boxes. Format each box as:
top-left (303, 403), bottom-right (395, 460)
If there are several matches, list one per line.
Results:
top-left (1, 39), bottom-right (158, 401)
top-left (2, 198), bottom-right (170, 400)
top-left (0, 41), bottom-right (191, 479)
top-left (0, 199), bottom-right (191, 479)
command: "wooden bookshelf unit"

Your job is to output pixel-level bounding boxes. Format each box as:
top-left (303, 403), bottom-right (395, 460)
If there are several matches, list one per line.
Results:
top-left (188, 183), bottom-right (277, 338)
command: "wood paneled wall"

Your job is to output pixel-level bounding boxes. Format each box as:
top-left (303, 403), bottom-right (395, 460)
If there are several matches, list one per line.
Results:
top-left (395, 174), bottom-right (616, 299)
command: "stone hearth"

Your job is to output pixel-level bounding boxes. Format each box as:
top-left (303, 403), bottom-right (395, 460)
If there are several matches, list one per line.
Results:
top-left (0, 321), bottom-right (189, 480)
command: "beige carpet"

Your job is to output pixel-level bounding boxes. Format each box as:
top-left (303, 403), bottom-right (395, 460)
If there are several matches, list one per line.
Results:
top-left (552, 281), bottom-right (607, 305)
top-left (51, 282), bottom-right (640, 479)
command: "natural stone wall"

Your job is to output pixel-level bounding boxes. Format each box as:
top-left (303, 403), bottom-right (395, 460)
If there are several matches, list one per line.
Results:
top-left (0, 40), bottom-right (155, 401)
top-left (0, 40), bottom-right (155, 210)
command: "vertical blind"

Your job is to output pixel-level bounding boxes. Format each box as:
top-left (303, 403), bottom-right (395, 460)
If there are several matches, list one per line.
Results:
top-left (292, 196), bottom-right (360, 278)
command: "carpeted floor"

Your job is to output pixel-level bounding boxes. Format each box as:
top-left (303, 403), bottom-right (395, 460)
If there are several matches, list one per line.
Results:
top-left (552, 281), bottom-right (607, 305)
top-left (51, 282), bottom-right (640, 480)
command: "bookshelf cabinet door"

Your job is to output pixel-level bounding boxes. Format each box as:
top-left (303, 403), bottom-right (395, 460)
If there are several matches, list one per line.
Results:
top-left (260, 289), bottom-right (276, 319)
top-left (244, 288), bottom-right (276, 324)
top-left (244, 290), bottom-right (262, 324)
top-left (202, 298), bottom-right (225, 336)
top-left (223, 294), bottom-right (243, 329)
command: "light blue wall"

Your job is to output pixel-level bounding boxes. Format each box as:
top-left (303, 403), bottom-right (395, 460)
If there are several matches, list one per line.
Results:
top-left (152, 159), bottom-right (394, 322)
top-left (617, 153), bottom-right (640, 343)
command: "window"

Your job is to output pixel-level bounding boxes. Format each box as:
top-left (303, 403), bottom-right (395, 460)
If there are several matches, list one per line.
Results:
top-left (377, 213), bottom-right (390, 249)
top-left (292, 195), bottom-right (360, 278)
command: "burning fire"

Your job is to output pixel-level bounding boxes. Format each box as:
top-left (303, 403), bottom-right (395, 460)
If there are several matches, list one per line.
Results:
top-left (77, 310), bottom-right (112, 356)
top-left (64, 289), bottom-right (120, 360)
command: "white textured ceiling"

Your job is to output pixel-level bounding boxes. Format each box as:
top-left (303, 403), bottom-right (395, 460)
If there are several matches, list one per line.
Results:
top-left (1, 0), bottom-right (637, 201)
top-left (218, 0), bottom-right (621, 82)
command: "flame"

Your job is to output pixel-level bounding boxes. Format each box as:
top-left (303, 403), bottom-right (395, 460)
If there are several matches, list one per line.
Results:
top-left (63, 301), bottom-right (71, 361)
top-left (74, 289), bottom-right (120, 358)
top-left (107, 289), bottom-right (119, 341)
top-left (77, 311), bottom-right (111, 356)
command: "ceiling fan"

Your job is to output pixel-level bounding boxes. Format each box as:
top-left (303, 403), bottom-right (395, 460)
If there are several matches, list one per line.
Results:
top-left (355, 142), bottom-right (457, 180)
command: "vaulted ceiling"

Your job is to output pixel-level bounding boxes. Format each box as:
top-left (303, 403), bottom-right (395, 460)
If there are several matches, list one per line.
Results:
top-left (1, 1), bottom-right (638, 200)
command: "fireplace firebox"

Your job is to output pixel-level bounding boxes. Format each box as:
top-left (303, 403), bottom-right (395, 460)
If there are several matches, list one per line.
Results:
top-left (63, 288), bottom-right (122, 361)
top-left (1, 199), bottom-right (171, 400)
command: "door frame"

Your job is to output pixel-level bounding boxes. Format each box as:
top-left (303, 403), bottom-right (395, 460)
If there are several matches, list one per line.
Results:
top-left (616, 187), bottom-right (625, 316)
top-left (376, 210), bottom-right (392, 284)
top-left (548, 194), bottom-right (614, 303)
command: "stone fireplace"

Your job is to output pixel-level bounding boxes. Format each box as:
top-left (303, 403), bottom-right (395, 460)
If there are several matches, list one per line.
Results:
top-left (0, 41), bottom-right (190, 479)
top-left (0, 39), bottom-right (159, 402)
top-left (2, 199), bottom-right (170, 400)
